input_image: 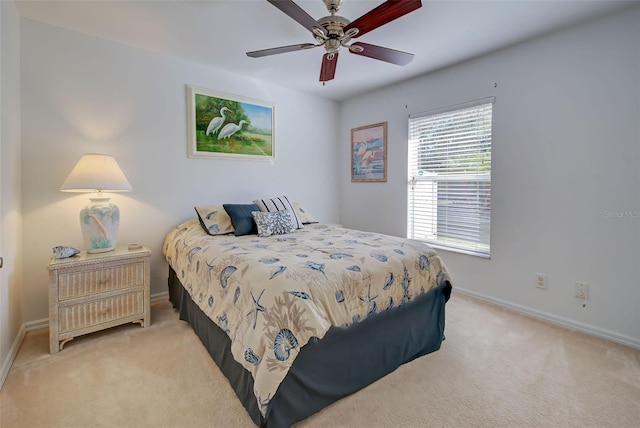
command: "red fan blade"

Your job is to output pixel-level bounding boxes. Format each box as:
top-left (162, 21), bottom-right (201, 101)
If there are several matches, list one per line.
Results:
top-left (344, 0), bottom-right (422, 38)
top-left (319, 53), bottom-right (338, 82)
top-left (349, 42), bottom-right (414, 66)
top-left (247, 43), bottom-right (316, 58)
top-left (267, 0), bottom-right (327, 36)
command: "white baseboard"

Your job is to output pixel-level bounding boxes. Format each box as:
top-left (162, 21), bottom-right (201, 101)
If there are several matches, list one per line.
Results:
top-left (454, 287), bottom-right (640, 350)
top-left (1, 318), bottom-right (49, 389)
top-left (24, 318), bottom-right (48, 332)
top-left (0, 323), bottom-right (26, 391)
top-left (151, 291), bottom-right (169, 303)
top-left (3, 287), bottom-right (635, 390)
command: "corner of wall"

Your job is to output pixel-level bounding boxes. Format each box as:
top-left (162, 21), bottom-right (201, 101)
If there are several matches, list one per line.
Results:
top-left (1, 0), bottom-right (25, 385)
top-left (0, 324), bottom-right (25, 390)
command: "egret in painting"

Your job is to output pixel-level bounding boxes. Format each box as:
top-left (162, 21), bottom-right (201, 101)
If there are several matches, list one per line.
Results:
top-left (218, 120), bottom-right (247, 140)
top-left (206, 107), bottom-right (230, 136)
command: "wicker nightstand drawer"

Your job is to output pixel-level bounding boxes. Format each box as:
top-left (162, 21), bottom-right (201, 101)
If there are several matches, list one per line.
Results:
top-left (48, 245), bottom-right (151, 353)
top-left (58, 261), bottom-right (146, 300)
top-left (58, 290), bottom-right (145, 334)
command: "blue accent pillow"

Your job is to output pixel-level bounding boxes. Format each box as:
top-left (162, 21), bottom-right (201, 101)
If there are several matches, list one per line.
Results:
top-left (223, 203), bottom-right (259, 236)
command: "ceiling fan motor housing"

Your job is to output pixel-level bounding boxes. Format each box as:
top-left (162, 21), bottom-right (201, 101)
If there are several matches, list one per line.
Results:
top-left (317, 15), bottom-right (355, 55)
top-left (317, 15), bottom-right (350, 33)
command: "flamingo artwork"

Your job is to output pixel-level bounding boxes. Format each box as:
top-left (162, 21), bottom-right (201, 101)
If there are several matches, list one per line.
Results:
top-left (218, 120), bottom-right (247, 140)
top-left (206, 107), bottom-right (230, 136)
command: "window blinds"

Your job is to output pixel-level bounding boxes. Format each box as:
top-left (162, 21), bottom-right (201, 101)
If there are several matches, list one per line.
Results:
top-left (407, 97), bottom-right (494, 257)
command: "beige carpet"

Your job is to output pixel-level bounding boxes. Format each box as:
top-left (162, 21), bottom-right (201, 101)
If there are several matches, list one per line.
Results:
top-left (1, 292), bottom-right (639, 428)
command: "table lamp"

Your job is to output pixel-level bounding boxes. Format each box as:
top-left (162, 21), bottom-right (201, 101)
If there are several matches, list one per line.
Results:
top-left (60, 154), bottom-right (132, 253)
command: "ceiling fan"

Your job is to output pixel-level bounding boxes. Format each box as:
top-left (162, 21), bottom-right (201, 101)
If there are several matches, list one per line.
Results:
top-left (246, 0), bottom-right (422, 83)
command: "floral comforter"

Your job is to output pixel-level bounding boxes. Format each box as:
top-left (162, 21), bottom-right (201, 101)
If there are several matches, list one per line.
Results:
top-left (163, 219), bottom-right (451, 416)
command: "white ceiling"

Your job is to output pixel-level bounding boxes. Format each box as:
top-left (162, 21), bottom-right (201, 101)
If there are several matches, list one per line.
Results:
top-left (14, 0), bottom-right (637, 101)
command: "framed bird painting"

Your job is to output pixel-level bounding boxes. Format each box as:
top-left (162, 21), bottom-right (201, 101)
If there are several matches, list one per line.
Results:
top-left (187, 85), bottom-right (275, 160)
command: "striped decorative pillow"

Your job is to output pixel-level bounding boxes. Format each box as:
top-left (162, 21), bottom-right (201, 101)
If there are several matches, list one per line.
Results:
top-left (253, 196), bottom-right (303, 229)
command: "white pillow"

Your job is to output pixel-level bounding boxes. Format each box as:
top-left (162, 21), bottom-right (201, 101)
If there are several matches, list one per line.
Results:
top-left (251, 210), bottom-right (297, 237)
top-left (253, 196), bottom-right (303, 229)
top-left (293, 202), bottom-right (319, 224)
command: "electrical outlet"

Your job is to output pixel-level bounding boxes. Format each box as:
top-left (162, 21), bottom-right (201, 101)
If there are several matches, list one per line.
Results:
top-left (575, 282), bottom-right (590, 300)
top-left (536, 274), bottom-right (547, 290)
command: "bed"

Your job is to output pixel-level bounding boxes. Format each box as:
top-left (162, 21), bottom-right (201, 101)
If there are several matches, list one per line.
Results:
top-left (163, 209), bottom-right (452, 427)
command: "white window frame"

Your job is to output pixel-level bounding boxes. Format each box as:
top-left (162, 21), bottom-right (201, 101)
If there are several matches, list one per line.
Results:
top-left (407, 97), bottom-right (494, 258)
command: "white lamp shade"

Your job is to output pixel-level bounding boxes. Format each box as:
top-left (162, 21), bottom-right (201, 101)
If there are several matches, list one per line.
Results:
top-left (61, 153), bottom-right (132, 253)
top-left (60, 153), bottom-right (132, 193)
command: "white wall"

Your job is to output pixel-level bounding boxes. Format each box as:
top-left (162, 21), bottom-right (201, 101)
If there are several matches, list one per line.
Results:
top-left (11, 3), bottom-right (640, 350)
top-left (0, 0), bottom-right (24, 382)
top-left (20, 20), bottom-right (340, 323)
top-left (339, 7), bottom-right (640, 346)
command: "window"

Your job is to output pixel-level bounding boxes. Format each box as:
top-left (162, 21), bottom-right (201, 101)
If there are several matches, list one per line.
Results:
top-left (407, 97), bottom-right (494, 257)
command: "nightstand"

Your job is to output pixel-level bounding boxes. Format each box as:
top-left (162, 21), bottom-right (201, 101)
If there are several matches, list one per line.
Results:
top-left (47, 245), bottom-right (151, 353)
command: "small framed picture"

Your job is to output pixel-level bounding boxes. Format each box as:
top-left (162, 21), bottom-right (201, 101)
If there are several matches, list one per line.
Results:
top-left (351, 122), bottom-right (387, 182)
top-left (187, 85), bottom-right (274, 160)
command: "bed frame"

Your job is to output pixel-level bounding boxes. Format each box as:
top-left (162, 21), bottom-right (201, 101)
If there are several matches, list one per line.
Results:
top-left (169, 266), bottom-right (451, 427)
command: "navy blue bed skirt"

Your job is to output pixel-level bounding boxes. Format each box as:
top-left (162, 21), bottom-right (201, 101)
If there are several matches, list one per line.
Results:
top-left (168, 267), bottom-right (451, 427)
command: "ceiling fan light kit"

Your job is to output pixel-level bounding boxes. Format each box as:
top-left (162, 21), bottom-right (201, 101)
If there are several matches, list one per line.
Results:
top-left (246, 0), bottom-right (422, 83)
